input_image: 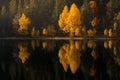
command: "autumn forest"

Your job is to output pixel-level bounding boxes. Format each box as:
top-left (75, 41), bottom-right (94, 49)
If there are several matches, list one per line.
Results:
top-left (0, 0), bottom-right (120, 37)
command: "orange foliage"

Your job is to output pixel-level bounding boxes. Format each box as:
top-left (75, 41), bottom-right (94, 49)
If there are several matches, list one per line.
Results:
top-left (89, 1), bottom-right (97, 9)
top-left (58, 41), bottom-right (81, 74)
top-left (58, 3), bottom-right (81, 36)
top-left (89, 63), bottom-right (96, 76)
top-left (91, 17), bottom-right (98, 27)
top-left (18, 13), bottom-right (30, 34)
top-left (18, 43), bottom-right (30, 64)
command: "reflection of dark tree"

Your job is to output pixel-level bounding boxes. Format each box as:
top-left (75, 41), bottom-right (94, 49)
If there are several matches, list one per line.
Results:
top-left (46, 40), bottom-right (56, 51)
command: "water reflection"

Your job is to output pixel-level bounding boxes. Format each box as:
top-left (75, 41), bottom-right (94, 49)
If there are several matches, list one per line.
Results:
top-left (0, 39), bottom-right (120, 80)
top-left (58, 40), bottom-right (81, 74)
top-left (18, 42), bottom-right (30, 64)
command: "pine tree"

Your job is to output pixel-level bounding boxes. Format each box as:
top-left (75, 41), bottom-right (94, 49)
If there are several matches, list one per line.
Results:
top-left (1, 5), bottom-right (7, 16)
top-left (9, 0), bottom-right (17, 16)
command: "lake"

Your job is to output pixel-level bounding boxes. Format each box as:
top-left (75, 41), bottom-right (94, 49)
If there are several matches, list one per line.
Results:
top-left (0, 39), bottom-right (120, 80)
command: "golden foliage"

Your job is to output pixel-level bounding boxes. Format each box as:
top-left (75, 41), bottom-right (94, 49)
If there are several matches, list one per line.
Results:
top-left (113, 22), bottom-right (117, 31)
top-left (31, 40), bottom-right (36, 50)
top-left (18, 13), bottom-right (30, 34)
top-left (113, 47), bottom-right (117, 56)
top-left (36, 30), bottom-right (40, 37)
top-left (58, 41), bottom-right (81, 74)
top-left (104, 40), bottom-right (113, 49)
top-left (104, 28), bottom-right (108, 36)
top-left (75, 27), bottom-right (80, 36)
top-left (108, 40), bottom-right (113, 49)
top-left (58, 3), bottom-right (81, 36)
top-left (114, 11), bottom-right (120, 21)
top-left (75, 41), bottom-right (80, 49)
top-left (42, 42), bottom-right (47, 48)
top-left (91, 17), bottom-right (98, 27)
top-left (58, 5), bottom-right (69, 32)
top-left (81, 26), bottom-right (86, 34)
top-left (89, 1), bottom-right (97, 9)
top-left (108, 28), bottom-right (113, 37)
top-left (58, 44), bottom-right (69, 72)
top-left (87, 40), bottom-right (96, 48)
top-left (18, 43), bottom-right (30, 64)
top-left (67, 3), bottom-right (81, 31)
top-left (42, 28), bottom-right (47, 35)
top-left (104, 41), bottom-right (108, 49)
top-left (87, 29), bottom-right (96, 36)
top-left (91, 50), bottom-right (97, 60)
top-left (31, 27), bottom-right (36, 37)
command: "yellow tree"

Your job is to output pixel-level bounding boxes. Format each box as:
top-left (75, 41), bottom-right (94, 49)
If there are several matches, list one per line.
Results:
top-left (31, 27), bottom-right (36, 37)
top-left (42, 28), bottom-right (47, 36)
top-left (58, 3), bottom-right (81, 37)
top-left (18, 13), bottom-right (30, 35)
top-left (67, 3), bottom-right (81, 37)
top-left (58, 5), bottom-right (69, 32)
top-left (36, 30), bottom-right (40, 37)
top-left (75, 27), bottom-right (80, 36)
top-left (104, 28), bottom-right (108, 36)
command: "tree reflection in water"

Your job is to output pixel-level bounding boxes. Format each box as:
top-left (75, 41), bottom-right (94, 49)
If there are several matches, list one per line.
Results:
top-left (58, 40), bottom-right (82, 74)
top-left (0, 40), bottom-right (120, 80)
top-left (18, 42), bottom-right (30, 64)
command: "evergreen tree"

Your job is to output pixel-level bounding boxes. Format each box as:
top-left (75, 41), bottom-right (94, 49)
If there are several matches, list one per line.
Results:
top-left (1, 5), bottom-right (7, 16)
top-left (9, 0), bottom-right (17, 16)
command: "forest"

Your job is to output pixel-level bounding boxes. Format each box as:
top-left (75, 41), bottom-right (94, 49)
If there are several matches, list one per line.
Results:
top-left (0, 0), bottom-right (119, 37)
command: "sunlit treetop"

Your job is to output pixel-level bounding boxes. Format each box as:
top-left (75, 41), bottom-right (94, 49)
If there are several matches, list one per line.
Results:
top-left (67, 3), bottom-right (81, 29)
top-left (19, 13), bottom-right (30, 26)
top-left (18, 13), bottom-right (30, 34)
top-left (89, 0), bottom-right (97, 9)
top-left (58, 5), bottom-right (69, 32)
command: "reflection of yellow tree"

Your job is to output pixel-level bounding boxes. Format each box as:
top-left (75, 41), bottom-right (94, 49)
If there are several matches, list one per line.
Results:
top-left (58, 41), bottom-right (81, 74)
top-left (89, 63), bottom-right (96, 76)
top-left (91, 50), bottom-right (97, 60)
top-left (104, 40), bottom-right (113, 49)
top-left (31, 27), bottom-right (36, 37)
top-left (31, 40), bottom-right (36, 50)
top-left (42, 41), bottom-right (47, 49)
top-left (18, 43), bottom-right (30, 64)
top-left (87, 40), bottom-right (96, 48)
top-left (31, 40), bottom-right (40, 50)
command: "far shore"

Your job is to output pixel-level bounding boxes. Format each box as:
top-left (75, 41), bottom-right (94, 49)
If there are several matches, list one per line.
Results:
top-left (0, 37), bottom-right (119, 40)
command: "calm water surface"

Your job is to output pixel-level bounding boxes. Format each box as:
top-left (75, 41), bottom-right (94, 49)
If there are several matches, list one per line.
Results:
top-left (0, 39), bottom-right (120, 80)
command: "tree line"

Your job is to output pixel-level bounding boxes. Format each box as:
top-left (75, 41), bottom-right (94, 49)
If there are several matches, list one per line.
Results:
top-left (0, 0), bottom-right (119, 37)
